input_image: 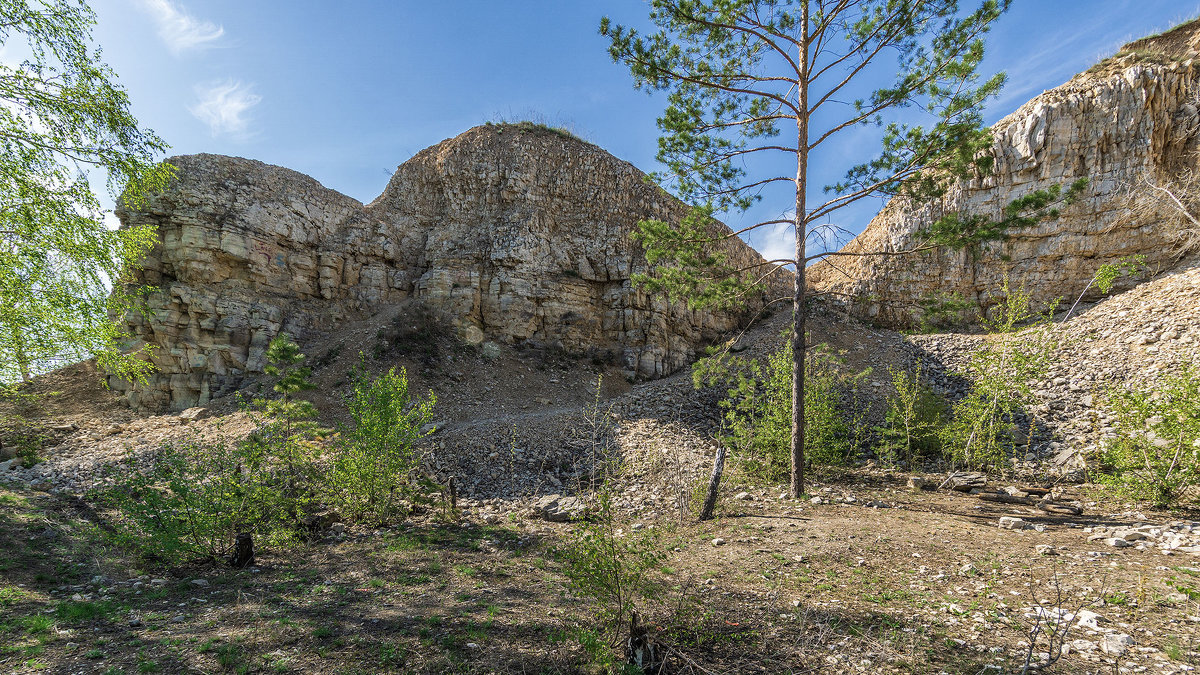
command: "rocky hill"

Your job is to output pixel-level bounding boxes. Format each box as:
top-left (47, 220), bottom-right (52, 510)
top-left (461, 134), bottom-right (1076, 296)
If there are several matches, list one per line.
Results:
top-left (114, 124), bottom-right (785, 411)
top-left (809, 20), bottom-right (1200, 327)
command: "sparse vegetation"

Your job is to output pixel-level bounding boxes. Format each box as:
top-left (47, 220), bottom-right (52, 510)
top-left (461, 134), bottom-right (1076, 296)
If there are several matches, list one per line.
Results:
top-left (554, 489), bottom-right (666, 646)
top-left (876, 365), bottom-right (948, 469)
top-left (701, 339), bottom-right (867, 483)
top-left (1098, 365), bottom-right (1200, 506)
top-left (941, 282), bottom-right (1057, 472)
top-left (327, 362), bottom-right (437, 524)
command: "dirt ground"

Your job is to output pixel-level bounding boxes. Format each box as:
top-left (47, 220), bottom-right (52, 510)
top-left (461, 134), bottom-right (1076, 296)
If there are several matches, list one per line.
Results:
top-left (1, 471), bottom-right (1198, 675)
top-left (1, 301), bottom-right (1198, 674)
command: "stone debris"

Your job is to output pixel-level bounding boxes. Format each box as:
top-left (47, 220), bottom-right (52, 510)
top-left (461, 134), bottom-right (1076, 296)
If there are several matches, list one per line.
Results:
top-left (944, 472), bottom-right (987, 492)
top-left (1084, 521), bottom-right (1200, 554)
top-left (530, 494), bottom-right (587, 523)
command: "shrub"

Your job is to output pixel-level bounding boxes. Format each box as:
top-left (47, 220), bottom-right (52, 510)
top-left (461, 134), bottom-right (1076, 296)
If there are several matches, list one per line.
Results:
top-left (326, 363), bottom-right (437, 524)
top-left (709, 340), bottom-right (863, 481)
top-left (239, 334), bottom-right (326, 527)
top-left (554, 490), bottom-right (665, 642)
top-left (876, 365), bottom-right (949, 468)
top-left (1098, 367), bottom-right (1200, 506)
top-left (914, 290), bottom-right (973, 332)
top-left (101, 438), bottom-right (290, 563)
top-left (101, 333), bottom-right (327, 563)
top-left (941, 282), bottom-right (1056, 471)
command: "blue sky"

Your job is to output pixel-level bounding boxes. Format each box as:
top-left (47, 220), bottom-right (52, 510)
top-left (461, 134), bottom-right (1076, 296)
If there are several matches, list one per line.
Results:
top-left (85, 0), bottom-right (1200, 260)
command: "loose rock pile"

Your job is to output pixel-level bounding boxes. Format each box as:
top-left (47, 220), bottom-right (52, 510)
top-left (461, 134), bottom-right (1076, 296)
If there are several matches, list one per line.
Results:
top-left (909, 260), bottom-right (1200, 474)
top-left (1085, 521), bottom-right (1200, 554)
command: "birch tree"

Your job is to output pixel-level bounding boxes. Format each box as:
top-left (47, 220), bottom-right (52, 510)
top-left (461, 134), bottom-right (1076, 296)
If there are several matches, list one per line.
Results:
top-left (0, 0), bottom-right (171, 387)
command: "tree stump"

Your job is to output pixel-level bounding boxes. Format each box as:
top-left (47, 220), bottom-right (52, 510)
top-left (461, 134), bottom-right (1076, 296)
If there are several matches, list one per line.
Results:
top-left (626, 611), bottom-right (664, 674)
top-left (228, 532), bottom-right (255, 568)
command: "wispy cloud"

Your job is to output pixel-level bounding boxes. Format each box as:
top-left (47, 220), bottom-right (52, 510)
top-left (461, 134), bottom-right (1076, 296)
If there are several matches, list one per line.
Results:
top-left (189, 80), bottom-right (261, 139)
top-left (138, 0), bottom-right (224, 55)
top-left (754, 220), bottom-right (797, 267)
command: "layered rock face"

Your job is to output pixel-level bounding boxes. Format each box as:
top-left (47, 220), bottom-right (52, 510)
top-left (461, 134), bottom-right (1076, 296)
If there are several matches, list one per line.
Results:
top-left (115, 125), bottom-right (780, 410)
top-left (809, 23), bottom-right (1200, 327)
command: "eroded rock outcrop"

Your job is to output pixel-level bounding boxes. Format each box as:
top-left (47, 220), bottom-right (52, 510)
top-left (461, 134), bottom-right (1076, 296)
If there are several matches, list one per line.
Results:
top-left (115, 124), bottom-right (782, 410)
top-left (809, 22), bottom-right (1200, 327)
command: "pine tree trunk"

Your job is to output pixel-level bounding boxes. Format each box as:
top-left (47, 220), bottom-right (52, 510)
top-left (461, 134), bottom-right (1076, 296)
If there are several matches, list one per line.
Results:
top-left (698, 444), bottom-right (726, 521)
top-left (790, 2), bottom-right (811, 499)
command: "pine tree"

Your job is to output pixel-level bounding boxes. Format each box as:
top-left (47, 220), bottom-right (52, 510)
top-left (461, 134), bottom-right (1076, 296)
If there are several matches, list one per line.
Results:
top-left (602, 0), bottom-right (1018, 496)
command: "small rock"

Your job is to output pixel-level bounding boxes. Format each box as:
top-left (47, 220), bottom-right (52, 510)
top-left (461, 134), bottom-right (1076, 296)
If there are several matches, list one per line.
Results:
top-left (734, 492), bottom-right (753, 501)
top-left (998, 517), bottom-right (1028, 530)
top-left (1035, 544), bottom-right (1057, 556)
top-left (1104, 537), bottom-right (1131, 548)
top-left (178, 407), bottom-right (208, 424)
top-left (810, 496), bottom-right (823, 505)
top-left (1076, 609), bottom-right (1108, 630)
top-left (190, 579), bottom-right (209, 587)
top-left (712, 538), bottom-right (726, 546)
top-left (1100, 633), bottom-right (1134, 656)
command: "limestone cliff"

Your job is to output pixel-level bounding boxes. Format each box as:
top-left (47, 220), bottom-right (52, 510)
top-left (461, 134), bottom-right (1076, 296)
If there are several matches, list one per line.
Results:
top-left (808, 21), bottom-right (1200, 327)
top-left (115, 124), bottom-right (781, 410)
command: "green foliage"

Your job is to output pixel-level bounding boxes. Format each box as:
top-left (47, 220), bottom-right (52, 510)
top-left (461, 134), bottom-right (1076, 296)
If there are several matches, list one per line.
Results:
top-left (632, 204), bottom-right (757, 311)
top-left (926, 179), bottom-right (1089, 251)
top-left (102, 334), bottom-right (328, 562)
top-left (0, 0), bottom-right (172, 385)
top-left (876, 365), bottom-right (949, 468)
top-left (700, 340), bottom-right (864, 480)
top-left (554, 490), bottom-right (666, 642)
top-left (914, 290), bottom-right (974, 332)
top-left (327, 362), bottom-right (437, 525)
top-left (1098, 367), bottom-right (1200, 507)
top-left (941, 282), bottom-right (1057, 471)
top-left (1, 426), bottom-right (46, 466)
top-left (100, 439), bottom-right (271, 563)
top-left (1094, 254), bottom-right (1148, 294)
top-left (241, 333), bottom-right (326, 523)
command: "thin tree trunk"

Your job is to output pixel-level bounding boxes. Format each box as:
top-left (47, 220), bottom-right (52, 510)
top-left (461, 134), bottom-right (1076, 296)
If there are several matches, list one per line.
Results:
top-left (790, 2), bottom-right (811, 499)
top-left (698, 444), bottom-right (726, 521)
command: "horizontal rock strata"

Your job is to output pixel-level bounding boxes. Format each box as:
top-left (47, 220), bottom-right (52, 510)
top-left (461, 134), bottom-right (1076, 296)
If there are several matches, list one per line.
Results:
top-left (115, 124), bottom-right (784, 410)
top-left (810, 26), bottom-right (1200, 327)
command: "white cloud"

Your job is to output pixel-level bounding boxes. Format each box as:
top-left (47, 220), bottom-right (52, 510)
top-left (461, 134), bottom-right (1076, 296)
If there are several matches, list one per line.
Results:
top-left (189, 79), bottom-right (261, 139)
top-left (138, 0), bottom-right (224, 55)
top-left (754, 221), bottom-right (797, 267)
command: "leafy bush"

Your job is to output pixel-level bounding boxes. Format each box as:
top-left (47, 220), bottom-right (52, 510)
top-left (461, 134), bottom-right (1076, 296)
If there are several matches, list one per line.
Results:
top-left (327, 363), bottom-right (437, 524)
top-left (914, 291), bottom-right (973, 332)
top-left (706, 340), bottom-right (863, 481)
top-left (554, 491), bottom-right (665, 641)
top-left (1098, 367), bottom-right (1200, 506)
top-left (101, 438), bottom-right (298, 563)
top-left (102, 334), bottom-right (328, 563)
top-left (876, 365), bottom-right (948, 468)
top-left (941, 283), bottom-right (1056, 471)
top-left (239, 334), bottom-right (327, 527)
